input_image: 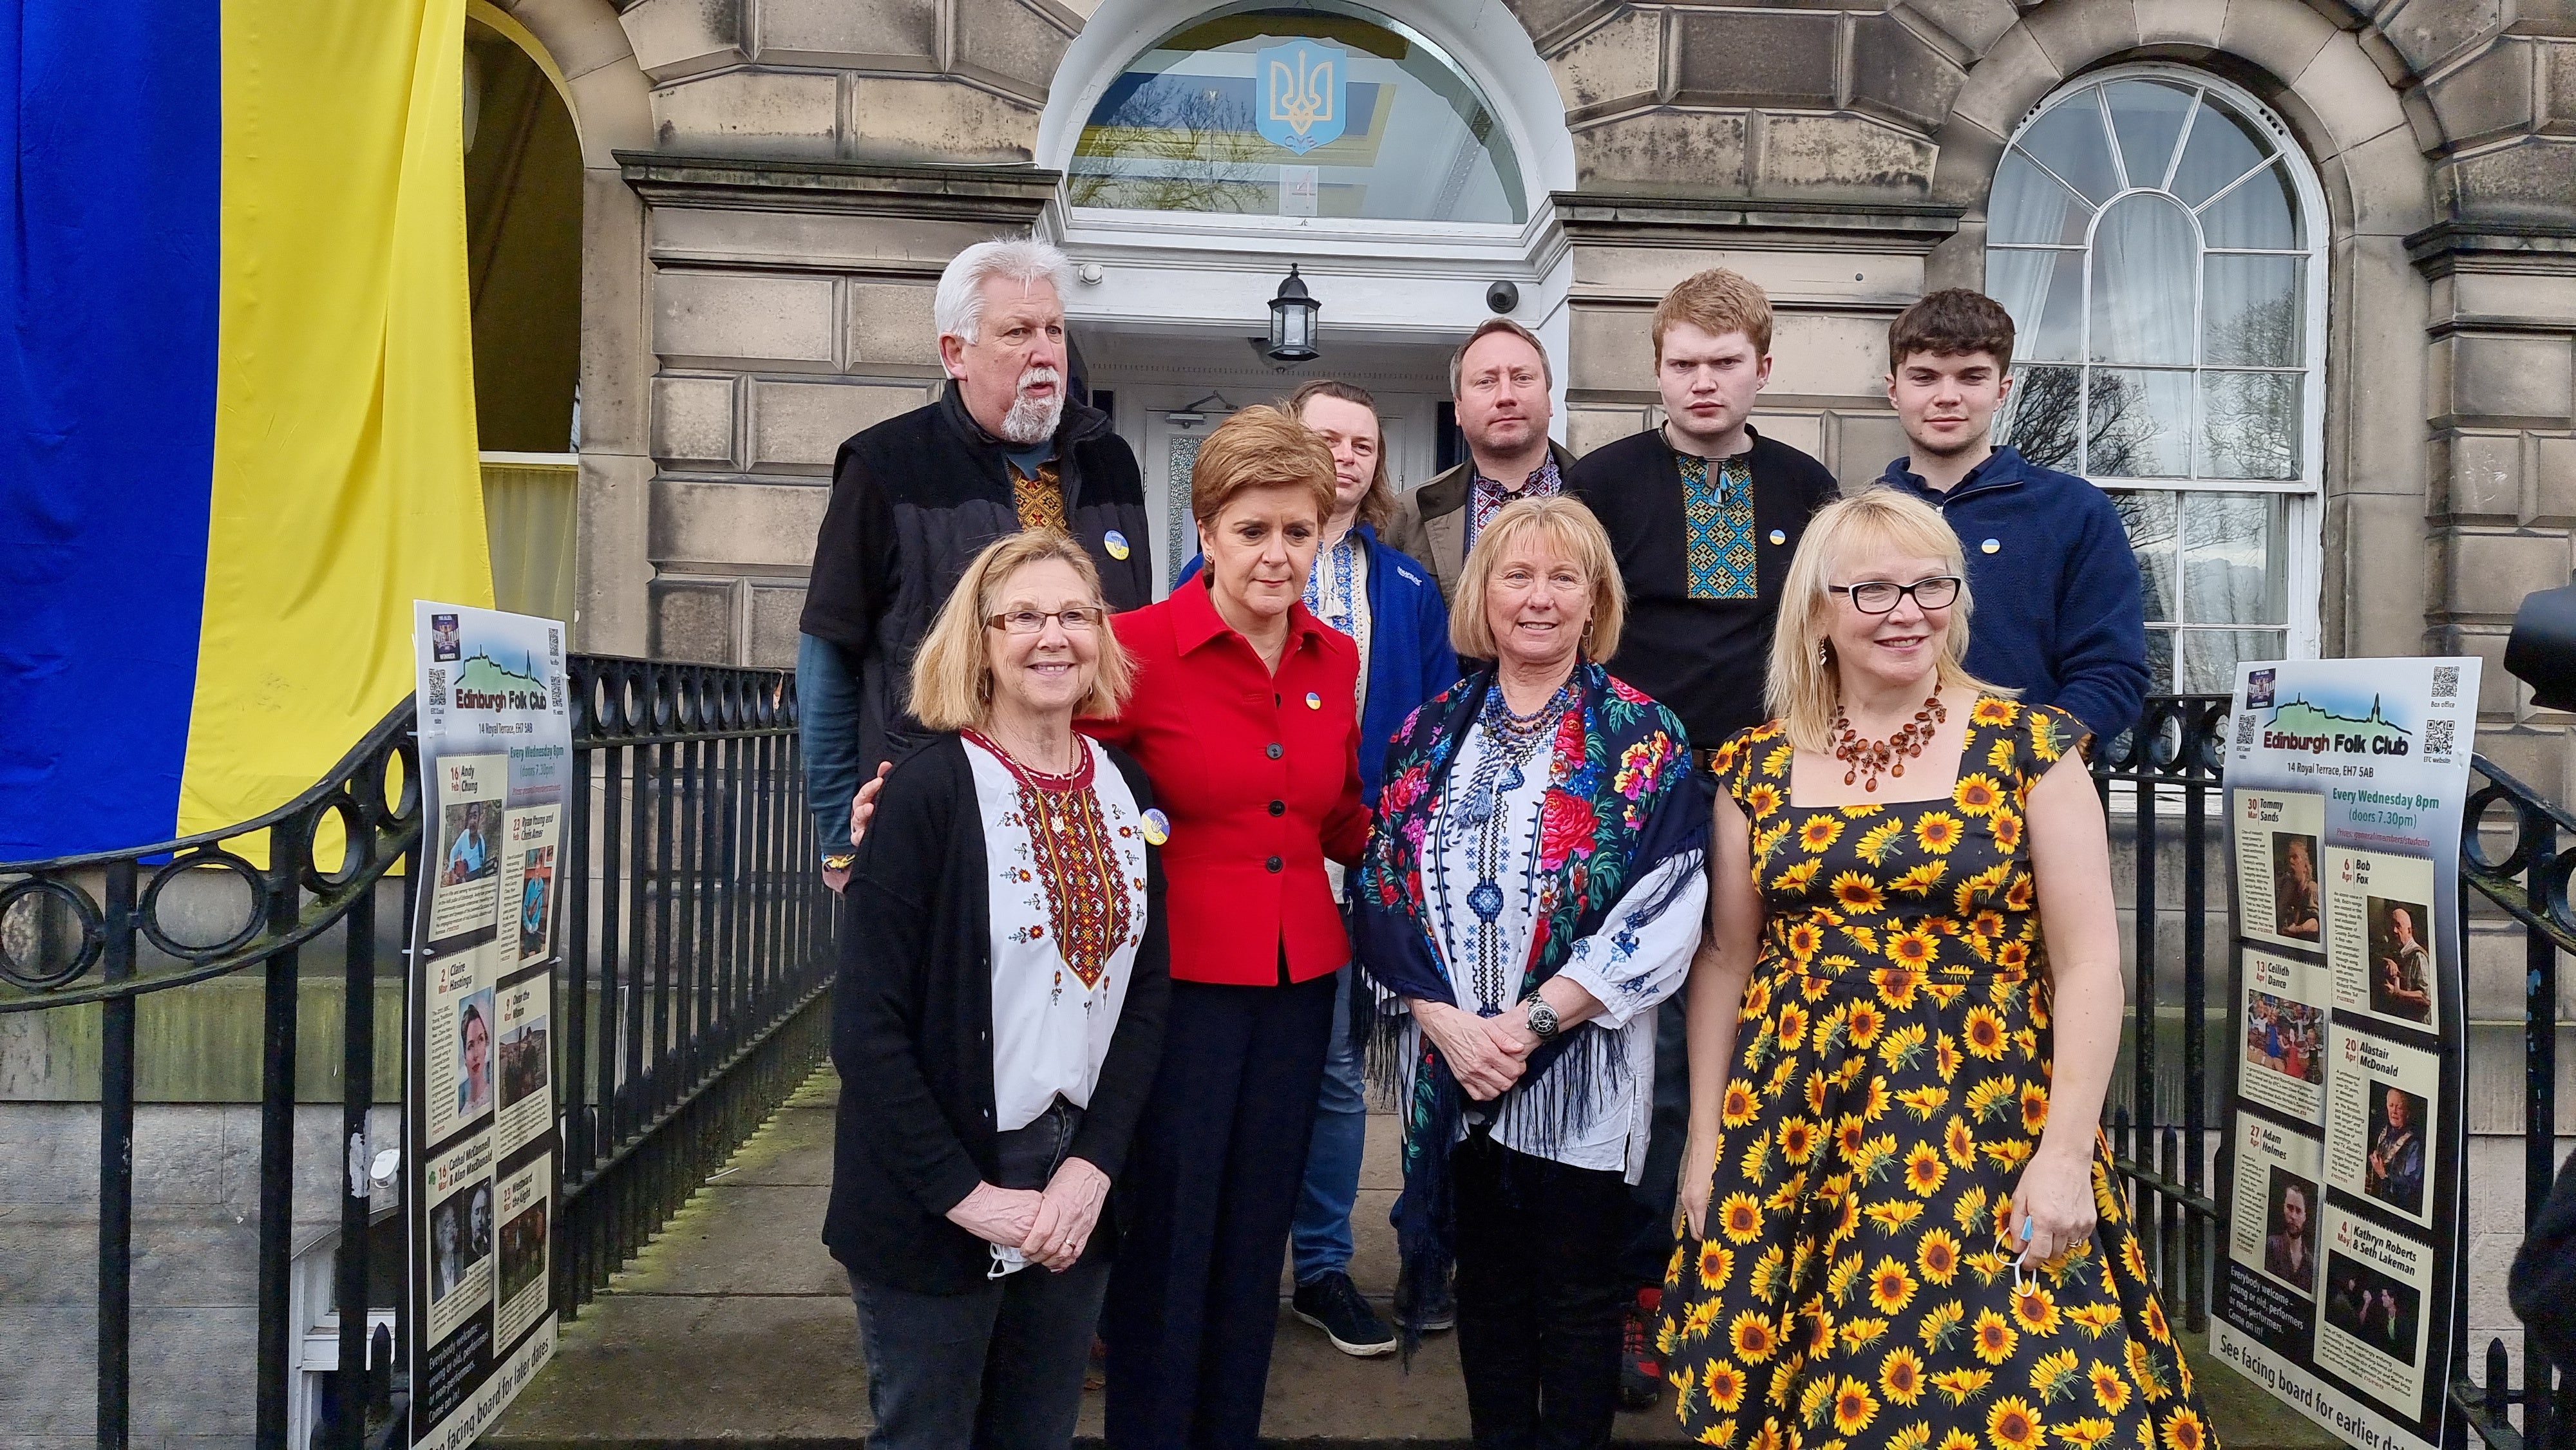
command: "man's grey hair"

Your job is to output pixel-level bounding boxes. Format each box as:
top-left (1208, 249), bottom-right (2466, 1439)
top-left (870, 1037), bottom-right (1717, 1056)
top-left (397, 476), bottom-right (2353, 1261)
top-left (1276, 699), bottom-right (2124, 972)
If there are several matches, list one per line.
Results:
top-left (936, 238), bottom-right (1075, 344)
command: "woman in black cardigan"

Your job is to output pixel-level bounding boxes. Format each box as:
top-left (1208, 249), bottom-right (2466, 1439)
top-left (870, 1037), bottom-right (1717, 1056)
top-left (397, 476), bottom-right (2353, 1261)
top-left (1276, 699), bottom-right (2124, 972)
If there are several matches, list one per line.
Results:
top-left (824, 531), bottom-right (1170, 1450)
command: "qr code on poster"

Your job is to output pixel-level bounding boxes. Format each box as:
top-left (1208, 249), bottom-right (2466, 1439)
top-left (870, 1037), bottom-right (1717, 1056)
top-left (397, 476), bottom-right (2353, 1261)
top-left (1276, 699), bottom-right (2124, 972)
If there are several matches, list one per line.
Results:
top-left (2424, 718), bottom-right (2455, 758)
top-left (2235, 712), bottom-right (2257, 750)
top-left (427, 667), bottom-right (447, 710)
top-left (2432, 665), bottom-right (2460, 702)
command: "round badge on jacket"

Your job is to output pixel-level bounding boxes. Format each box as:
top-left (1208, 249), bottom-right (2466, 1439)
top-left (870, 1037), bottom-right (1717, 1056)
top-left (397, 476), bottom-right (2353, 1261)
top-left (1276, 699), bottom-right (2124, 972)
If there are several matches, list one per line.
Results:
top-left (1104, 530), bottom-right (1132, 560)
top-left (1982, 537), bottom-right (2001, 554)
top-left (1141, 809), bottom-right (1170, 846)
top-left (1305, 692), bottom-right (1323, 710)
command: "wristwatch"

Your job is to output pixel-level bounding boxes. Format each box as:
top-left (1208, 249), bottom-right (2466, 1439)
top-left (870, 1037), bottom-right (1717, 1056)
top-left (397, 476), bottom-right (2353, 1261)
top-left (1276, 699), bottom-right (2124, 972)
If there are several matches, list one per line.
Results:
top-left (1522, 995), bottom-right (1560, 1042)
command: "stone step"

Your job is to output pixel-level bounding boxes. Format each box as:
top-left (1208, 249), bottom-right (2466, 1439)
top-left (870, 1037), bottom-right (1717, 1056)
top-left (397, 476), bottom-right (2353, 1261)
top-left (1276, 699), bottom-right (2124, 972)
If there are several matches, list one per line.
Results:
top-left (483, 1069), bottom-right (2344, 1450)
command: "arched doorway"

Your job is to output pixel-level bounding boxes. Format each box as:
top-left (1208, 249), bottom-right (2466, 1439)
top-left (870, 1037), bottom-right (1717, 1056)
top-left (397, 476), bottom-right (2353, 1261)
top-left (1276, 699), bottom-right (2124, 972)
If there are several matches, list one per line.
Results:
top-left (464, 3), bottom-right (583, 621)
top-left (1037, 0), bottom-right (1573, 592)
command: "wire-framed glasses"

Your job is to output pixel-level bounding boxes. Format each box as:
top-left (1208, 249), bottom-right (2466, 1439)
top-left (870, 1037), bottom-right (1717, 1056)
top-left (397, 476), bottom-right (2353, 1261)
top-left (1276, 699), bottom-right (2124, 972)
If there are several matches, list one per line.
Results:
top-left (986, 607), bottom-right (1103, 634)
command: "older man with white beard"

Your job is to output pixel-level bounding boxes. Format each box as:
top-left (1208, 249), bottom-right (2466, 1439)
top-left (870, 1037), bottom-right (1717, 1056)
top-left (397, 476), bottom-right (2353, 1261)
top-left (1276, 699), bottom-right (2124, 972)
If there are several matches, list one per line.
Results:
top-left (797, 238), bottom-right (1155, 889)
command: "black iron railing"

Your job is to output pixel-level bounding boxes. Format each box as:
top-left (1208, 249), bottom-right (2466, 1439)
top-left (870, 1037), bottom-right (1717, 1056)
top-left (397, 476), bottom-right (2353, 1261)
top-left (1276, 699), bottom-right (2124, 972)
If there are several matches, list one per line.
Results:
top-left (2452, 752), bottom-right (2570, 1450)
top-left (0, 655), bottom-right (834, 1450)
top-left (2089, 693), bottom-right (2232, 1333)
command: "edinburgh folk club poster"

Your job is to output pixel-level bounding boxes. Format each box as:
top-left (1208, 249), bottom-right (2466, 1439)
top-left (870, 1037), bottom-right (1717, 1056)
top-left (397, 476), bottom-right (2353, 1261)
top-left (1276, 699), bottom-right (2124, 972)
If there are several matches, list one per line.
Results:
top-left (407, 602), bottom-right (569, 1449)
top-left (2211, 657), bottom-right (2479, 1450)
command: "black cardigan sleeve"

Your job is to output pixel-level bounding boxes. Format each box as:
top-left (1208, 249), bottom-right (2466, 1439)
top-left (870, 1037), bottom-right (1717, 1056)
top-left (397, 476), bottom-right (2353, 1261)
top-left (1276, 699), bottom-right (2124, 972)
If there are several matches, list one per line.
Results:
top-left (833, 740), bottom-right (987, 1218)
top-left (1066, 748), bottom-right (1170, 1180)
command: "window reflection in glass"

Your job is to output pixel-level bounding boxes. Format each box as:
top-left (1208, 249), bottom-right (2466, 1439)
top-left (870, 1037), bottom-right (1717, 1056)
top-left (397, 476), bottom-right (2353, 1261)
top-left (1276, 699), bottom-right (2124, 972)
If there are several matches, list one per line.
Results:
top-left (2179, 628), bottom-right (2288, 693)
top-left (2115, 490), bottom-right (2177, 624)
top-left (1070, 3), bottom-right (1526, 223)
top-left (2103, 78), bottom-right (2196, 189)
top-left (2181, 492), bottom-right (2286, 624)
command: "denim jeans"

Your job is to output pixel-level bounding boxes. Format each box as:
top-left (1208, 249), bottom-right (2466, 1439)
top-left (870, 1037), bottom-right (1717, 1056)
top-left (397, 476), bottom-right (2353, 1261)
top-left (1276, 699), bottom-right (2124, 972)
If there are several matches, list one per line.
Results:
top-left (1291, 961), bottom-right (1369, 1284)
top-left (849, 1101), bottom-right (1108, 1450)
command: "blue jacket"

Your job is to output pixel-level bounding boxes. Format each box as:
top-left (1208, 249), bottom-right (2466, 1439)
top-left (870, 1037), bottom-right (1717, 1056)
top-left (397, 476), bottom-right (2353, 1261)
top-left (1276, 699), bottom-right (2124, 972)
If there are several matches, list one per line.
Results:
top-left (1877, 447), bottom-right (2150, 746)
top-left (1180, 523), bottom-right (1457, 801)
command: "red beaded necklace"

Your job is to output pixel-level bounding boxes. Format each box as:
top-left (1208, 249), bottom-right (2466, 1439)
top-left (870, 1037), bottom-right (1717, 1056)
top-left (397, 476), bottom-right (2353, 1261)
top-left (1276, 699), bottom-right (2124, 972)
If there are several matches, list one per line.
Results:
top-left (1832, 693), bottom-right (1947, 792)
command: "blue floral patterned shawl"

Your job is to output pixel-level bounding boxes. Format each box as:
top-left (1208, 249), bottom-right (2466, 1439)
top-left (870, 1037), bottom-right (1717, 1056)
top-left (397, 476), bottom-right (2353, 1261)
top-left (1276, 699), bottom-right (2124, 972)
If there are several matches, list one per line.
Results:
top-left (1350, 661), bottom-right (1709, 1346)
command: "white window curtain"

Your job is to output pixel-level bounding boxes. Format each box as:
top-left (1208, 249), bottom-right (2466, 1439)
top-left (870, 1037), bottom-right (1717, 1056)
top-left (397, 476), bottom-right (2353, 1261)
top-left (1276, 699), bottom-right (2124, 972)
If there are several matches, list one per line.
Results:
top-left (1985, 68), bottom-right (2324, 693)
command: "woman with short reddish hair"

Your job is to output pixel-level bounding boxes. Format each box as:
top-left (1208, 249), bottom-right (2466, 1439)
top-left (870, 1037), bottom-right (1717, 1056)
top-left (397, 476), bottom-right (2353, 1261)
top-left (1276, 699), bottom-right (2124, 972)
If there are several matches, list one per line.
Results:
top-left (1086, 404), bottom-right (1371, 1450)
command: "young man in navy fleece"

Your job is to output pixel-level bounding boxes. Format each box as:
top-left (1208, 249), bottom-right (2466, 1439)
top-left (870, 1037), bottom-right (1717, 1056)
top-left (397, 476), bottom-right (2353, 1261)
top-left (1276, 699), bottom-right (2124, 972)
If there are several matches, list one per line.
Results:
top-left (1875, 289), bottom-right (2150, 749)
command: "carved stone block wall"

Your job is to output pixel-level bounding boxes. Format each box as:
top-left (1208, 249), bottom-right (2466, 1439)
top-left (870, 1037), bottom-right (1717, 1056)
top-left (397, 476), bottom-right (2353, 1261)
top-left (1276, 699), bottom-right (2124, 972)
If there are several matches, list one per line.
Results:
top-left (621, 155), bottom-right (1057, 664)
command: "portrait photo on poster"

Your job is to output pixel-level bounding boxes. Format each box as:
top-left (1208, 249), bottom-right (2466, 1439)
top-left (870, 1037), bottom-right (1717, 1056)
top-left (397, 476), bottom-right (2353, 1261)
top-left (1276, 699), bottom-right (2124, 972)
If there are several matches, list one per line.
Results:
top-left (428, 753), bottom-right (507, 944)
top-left (431, 612), bottom-right (461, 663)
top-left (421, 1132), bottom-right (496, 1346)
top-left (492, 966), bottom-right (553, 1159)
top-left (455, 988), bottom-right (496, 1121)
top-left (2229, 1111), bottom-right (2327, 1299)
top-left (2362, 1083), bottom-right (2430, 1218)
top-left (518, 846), bottom-right (554, 959)
top-left (2263, 1169), bottom-right (2322, 1294)
top-left (2233, 789), bottom-right (2327, 954)
top-left (2325, 849), bottom-right (2439, 1031)
top-left (492, 1152), bottom-right (553, 1347)
top-left (2324, 1025), bottom-right (2439, 1229)
top-left (498, 805), bottom-right (560, 966)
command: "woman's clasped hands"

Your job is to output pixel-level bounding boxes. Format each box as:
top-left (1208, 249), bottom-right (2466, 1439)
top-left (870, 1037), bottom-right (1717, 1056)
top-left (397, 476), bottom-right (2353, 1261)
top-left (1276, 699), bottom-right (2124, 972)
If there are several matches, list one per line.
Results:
top-left (942, 1156), bottom-right (1113, 1272)
top-left (1408, 997), bottom-right (1536, 1100)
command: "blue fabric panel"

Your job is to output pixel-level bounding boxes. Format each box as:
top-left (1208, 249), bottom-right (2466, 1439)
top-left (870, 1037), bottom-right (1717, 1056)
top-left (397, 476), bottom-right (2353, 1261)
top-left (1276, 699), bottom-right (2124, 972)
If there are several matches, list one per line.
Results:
top-left (0, 1), bottom-right (221, 858)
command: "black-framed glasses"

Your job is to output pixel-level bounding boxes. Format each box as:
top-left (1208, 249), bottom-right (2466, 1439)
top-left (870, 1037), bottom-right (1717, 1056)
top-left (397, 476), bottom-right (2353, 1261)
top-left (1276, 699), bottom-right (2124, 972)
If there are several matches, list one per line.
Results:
top-left (986, 607), bottom-right (1103, 635)
top-left (1829, 576), bottom-right (1962, 615)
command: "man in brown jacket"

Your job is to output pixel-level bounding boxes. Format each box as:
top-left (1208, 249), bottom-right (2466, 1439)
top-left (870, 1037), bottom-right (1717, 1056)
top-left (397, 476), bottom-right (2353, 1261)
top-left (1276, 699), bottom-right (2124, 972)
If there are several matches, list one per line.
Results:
top-left (1384, 317), bottom-right (1578, 604)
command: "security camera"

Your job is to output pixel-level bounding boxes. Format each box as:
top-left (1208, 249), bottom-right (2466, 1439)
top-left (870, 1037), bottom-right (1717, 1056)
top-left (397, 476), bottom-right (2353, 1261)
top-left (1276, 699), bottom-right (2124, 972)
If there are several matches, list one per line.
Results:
top-left (1486, 281), bottom-right (1519, 315)
top-left (2507, 578), bottom-right (2576, 710)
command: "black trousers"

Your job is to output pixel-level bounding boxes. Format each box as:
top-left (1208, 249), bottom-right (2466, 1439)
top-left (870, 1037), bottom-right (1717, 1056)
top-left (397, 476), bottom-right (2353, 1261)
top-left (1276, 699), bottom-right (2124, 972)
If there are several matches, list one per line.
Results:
top-left (1103, 971), bottom-right (1336, 1450)
top-left (1453, 1131), bottom-right (1631, 1450)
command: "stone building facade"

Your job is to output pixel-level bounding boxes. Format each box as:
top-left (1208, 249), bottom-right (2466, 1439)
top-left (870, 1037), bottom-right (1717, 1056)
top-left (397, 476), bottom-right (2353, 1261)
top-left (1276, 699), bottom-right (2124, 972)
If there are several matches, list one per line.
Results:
top-left (478, 0), bottom-right (2573, 1386)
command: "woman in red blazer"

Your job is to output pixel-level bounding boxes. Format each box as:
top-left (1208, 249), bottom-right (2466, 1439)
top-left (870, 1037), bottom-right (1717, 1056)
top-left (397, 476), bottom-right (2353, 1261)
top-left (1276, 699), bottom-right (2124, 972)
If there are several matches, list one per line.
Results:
top-left (1084, 405), bottom-right (1370, 1450)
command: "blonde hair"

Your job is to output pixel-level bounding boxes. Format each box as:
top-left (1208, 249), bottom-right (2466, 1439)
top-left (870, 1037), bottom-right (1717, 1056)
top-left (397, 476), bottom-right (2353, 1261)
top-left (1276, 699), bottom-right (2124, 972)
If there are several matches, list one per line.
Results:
top-left (1653, 267), bottom-right (1773, 360)
top-left (1766, 489), bottom-right (2008, 753)
top-left (1451, 496), bottom-right (1627, 663)
top-left (1189, 404), bottom-right (1336, 528)
top-left (909, 531), bottom-right (1133, 730)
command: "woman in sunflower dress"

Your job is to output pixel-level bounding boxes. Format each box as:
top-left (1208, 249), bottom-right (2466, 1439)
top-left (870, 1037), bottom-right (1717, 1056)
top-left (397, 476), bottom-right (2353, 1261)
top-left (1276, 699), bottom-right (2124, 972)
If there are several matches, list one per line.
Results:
top-left (1660, 490), bottom-right (2214, 1450)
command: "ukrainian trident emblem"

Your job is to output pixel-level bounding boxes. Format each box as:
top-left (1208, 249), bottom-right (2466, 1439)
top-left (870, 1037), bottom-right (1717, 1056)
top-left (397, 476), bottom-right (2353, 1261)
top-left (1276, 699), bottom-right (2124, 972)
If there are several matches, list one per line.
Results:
top-left (1255, 40), bottom-right (1347, 154)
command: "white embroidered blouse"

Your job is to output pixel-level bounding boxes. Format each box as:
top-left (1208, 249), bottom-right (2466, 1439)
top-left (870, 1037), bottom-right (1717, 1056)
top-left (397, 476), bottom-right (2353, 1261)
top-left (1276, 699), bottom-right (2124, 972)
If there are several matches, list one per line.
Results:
top-left (1407, 719), bottom-right (1707, 1181)
top-left (963, 732), bottom-right (1152, 1133)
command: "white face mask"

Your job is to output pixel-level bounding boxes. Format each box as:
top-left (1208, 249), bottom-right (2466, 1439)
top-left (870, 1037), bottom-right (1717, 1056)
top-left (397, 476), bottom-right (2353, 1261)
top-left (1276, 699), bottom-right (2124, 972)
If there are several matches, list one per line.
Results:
top-left (1000, 366), bottom-right (1065, 445)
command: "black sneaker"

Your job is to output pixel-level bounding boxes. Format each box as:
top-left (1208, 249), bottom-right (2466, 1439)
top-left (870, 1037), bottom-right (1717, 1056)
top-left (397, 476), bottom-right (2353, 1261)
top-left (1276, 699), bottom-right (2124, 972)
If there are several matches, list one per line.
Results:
top-left (1293, 1270), bottom-right (1396, 1358)
top-left (1618, 1286), bottom-right (1663, 1410)
top-left (1392, 1270), bottom-right (1456, 1333)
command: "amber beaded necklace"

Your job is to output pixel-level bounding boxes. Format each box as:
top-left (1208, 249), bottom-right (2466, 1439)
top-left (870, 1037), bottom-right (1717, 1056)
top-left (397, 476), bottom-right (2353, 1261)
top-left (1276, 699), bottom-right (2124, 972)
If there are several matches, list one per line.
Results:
top-left (1831, 693), bottom-right (1947, 792)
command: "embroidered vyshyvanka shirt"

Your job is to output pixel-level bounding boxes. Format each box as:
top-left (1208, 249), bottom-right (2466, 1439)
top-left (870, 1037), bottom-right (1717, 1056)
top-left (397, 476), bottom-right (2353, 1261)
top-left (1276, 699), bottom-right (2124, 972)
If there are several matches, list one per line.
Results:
top-left (1677, 452), bottom-right (1757, 600)
top-left (1405, 713), bottom-right (1705, 1180)
top-left (1304, 526), bottom-right (1372, 712)
top-left (1464, 454), bottom-right (1564, 555)
top-left (963, 732), bottom-right (1151, 1131)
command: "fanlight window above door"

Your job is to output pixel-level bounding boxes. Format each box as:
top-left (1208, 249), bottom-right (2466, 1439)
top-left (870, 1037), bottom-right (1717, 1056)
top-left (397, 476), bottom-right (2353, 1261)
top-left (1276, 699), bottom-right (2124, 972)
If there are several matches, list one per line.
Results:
top-left (1070, 2), bottom-right (1527, 223)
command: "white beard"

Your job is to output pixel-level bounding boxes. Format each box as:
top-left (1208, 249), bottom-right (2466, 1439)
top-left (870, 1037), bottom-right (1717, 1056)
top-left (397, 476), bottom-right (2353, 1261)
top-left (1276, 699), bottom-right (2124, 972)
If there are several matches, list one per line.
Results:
top-left (1000, 367), bottom-right (1065, 444)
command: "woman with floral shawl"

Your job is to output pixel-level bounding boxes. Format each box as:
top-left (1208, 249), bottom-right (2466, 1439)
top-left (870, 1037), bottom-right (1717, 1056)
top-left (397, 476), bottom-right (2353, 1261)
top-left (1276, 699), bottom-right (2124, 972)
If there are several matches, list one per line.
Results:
top-left (1352, 496), bottom-right (1711, 1449)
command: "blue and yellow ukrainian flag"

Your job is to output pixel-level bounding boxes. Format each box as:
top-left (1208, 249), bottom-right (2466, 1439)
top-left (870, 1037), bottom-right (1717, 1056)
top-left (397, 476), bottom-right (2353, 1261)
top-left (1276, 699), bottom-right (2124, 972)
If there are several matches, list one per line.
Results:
top-left (0, 1), bottom-right (493, 860)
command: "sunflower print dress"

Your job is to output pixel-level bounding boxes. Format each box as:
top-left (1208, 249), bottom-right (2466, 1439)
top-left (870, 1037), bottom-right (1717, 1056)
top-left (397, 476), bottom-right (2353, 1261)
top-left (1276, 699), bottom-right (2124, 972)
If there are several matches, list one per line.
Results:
top-left (1660, 697), bottom-right (2215, 1450)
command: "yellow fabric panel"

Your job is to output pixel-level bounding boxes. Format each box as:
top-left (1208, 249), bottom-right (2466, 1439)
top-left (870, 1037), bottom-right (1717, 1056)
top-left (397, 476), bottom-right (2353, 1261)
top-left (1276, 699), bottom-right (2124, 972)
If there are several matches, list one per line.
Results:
top-left (182, 0), bottom-right (492, 839)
